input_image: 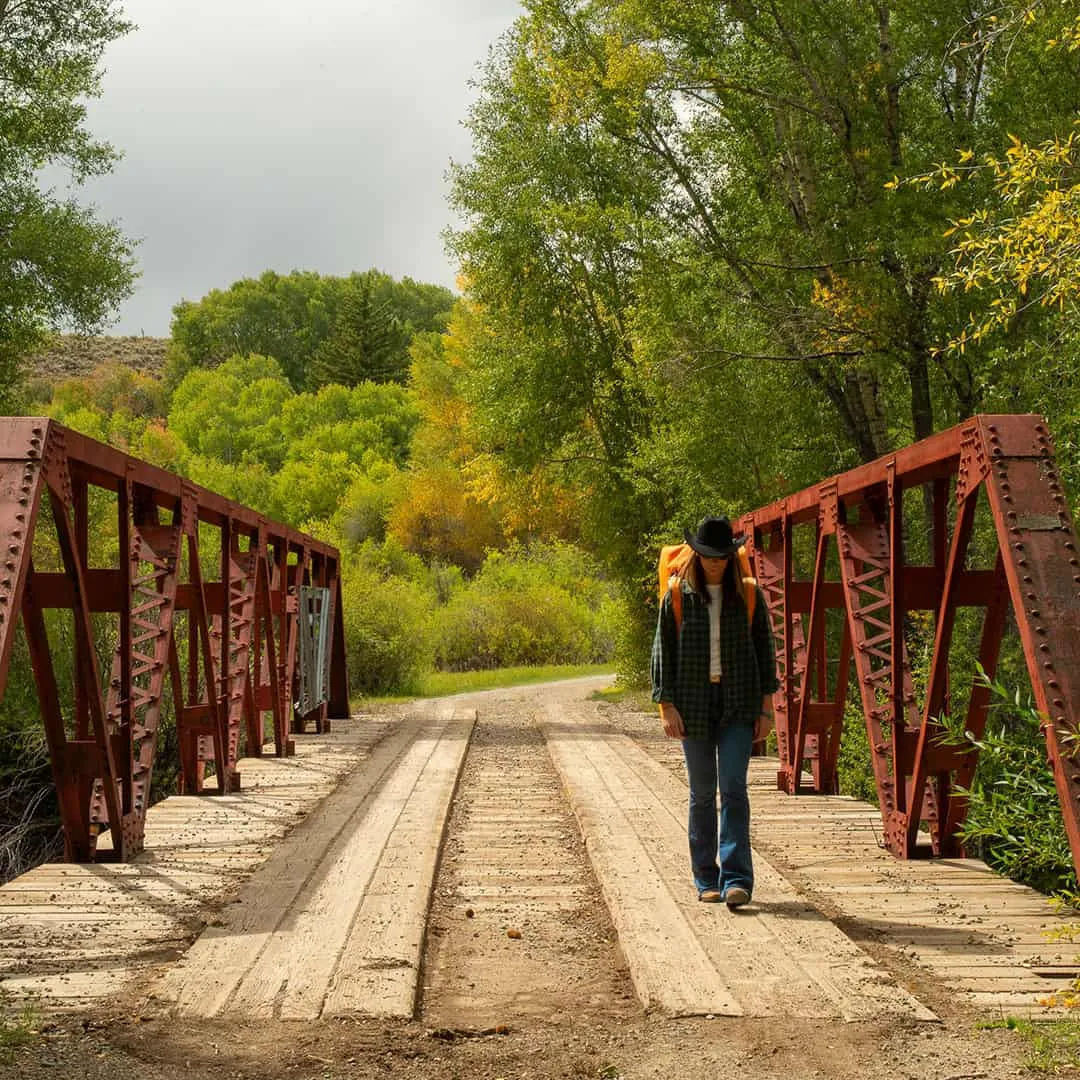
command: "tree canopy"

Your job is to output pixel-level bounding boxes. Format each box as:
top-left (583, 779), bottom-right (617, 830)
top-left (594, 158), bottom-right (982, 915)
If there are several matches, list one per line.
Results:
top-left (448, 0), bottom-right (1080, 565)
top-left (909, 4), bottom-right (1080, 357)
top-left (0, 0), bottom-right (137, 410)
top-left (167, 269), bottom-right (455, 391)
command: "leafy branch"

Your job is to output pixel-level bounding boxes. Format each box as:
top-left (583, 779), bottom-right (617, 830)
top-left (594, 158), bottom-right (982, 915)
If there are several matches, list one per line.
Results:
top-left (934, 664), bottom-right (1077, 897)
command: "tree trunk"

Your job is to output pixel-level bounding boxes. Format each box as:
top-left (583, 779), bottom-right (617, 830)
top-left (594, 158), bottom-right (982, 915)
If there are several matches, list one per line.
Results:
top-left (806, 364), bottom-right (884, 463)
top-left (908, 349), bottom-right (935, 445)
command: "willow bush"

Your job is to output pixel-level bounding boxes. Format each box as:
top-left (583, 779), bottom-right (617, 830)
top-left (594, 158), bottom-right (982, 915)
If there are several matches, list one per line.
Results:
top-left (937, 667), bottom-right (1077, 897)
top-left (432, 542), bottom-right (619, 672)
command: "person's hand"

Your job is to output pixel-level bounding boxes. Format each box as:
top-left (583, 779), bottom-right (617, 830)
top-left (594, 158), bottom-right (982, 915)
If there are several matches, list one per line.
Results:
top-left (660, 703), bottom-right (685, 738)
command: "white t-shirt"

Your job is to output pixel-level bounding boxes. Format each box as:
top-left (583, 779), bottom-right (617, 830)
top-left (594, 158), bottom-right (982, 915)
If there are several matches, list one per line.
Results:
top-left (706, 584), bottom-right (723, 679)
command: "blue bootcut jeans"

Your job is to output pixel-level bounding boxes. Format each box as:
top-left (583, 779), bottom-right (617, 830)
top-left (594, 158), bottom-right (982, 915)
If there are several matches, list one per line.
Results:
top-left (681, 682), bottom-right (754, 898)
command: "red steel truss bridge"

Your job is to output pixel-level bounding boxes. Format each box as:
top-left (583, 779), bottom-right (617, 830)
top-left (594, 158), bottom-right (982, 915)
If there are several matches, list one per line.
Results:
top-left (4, 412), bottom-right (1080, 1024)
top-left (0, 417), bottom-right (347, 864)
top-left (0, 412), bottom-right (1078, 882)
top-left (737, 413), bottom-right (1080, 873)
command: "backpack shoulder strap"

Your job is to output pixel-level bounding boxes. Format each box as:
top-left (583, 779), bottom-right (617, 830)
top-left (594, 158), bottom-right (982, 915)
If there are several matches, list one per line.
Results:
top-left (668, 574), bottom-right (683, 631)
top-left (737, 546), bottom-right (757, 624)
top-left (743, 577), bottom-right (757, 623)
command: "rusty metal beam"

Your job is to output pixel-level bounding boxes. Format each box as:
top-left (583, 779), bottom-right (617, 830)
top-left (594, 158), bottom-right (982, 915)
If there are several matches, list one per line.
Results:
top-left (738, 414), bottom-right (1080, 875)
top-left (0, 418), bottom-right (348, 862)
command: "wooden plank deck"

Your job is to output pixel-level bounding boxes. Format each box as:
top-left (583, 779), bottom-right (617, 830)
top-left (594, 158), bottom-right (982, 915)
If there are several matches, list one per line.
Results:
top-left (152, 707), bottom-right (474, 1019)
top-left (747, 761), bottom-right (1080, 1018)
top-left (2, 678), bottom-right (1077, 1024)
top-left (0, 714), bottom-right (397, 1006)
top-left (634, 727), bottom-right (1080, 1019)
top-left (541, 700), bottom-right (935, 1020)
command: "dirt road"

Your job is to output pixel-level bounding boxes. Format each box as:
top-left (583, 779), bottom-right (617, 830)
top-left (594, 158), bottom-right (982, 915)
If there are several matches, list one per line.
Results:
top-left (4, 678), bottom-right (1063, 1078)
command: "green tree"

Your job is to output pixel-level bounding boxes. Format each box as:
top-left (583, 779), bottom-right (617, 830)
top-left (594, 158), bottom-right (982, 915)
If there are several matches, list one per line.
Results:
top-left (341, 547), bottom-right (437, 696)
top-left (907, 4), bottom-right (1080, 362)
top-left (278, 381), bottom-right (420, 468)
top-left (307, 275), bottom-right (407, 387)
top-left (448, 0), bottom-right (1080, 681)
top-left (930, 126), bottom-right (1080, 351)
top-left (898, 5), bottom-right (1080, 499)
top-left (448, 24), bottom-right (668, 571)
top-left (273, 449), bottom-right (359, 526)
top-left (451, 1), bottom-right (1079, 469)
top-left (167, 354), bottom-right (293, 468)
top-left (433, 542), bottom-right (619, 671)
top-left (183, 455), bottom-right (281, 521)
top-left (333, 459), bottom-right (407, 545)
top-left (167, 270), bottom-right (453, 391)
top-left (167, 359), bottom-right (420, 528)
top-left (0, 0), bottom-right (137, 410)
top-left (366, 274), bottom-right (456, 338)
top-left (168, 271), bottom-right (336, 390)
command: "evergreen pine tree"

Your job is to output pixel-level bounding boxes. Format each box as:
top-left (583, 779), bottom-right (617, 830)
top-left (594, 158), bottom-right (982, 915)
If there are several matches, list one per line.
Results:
top-left (308, 276), bottom-right (407, 388)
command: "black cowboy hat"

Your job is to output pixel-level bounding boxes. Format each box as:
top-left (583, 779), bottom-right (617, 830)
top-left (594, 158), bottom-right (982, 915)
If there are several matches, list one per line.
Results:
top-left (684, 515), bottom-right (747, 558)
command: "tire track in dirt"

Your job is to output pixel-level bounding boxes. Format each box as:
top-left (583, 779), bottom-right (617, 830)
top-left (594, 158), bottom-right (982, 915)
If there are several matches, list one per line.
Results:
top-left (419, 690), bottom-right (638, 1030)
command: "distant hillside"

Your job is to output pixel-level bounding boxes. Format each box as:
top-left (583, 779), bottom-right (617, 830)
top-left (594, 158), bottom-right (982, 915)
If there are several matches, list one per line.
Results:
top-left (25, 336), bottom-right (169, 381)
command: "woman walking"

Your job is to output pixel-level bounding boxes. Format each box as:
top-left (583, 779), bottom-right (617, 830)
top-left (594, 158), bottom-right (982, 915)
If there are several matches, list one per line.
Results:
top-left (651, 515), bottom-right (779, 908)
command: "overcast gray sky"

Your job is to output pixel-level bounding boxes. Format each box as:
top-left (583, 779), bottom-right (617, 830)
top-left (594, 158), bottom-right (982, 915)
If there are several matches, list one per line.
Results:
top-left (75, 0), bottom-right (523, 336)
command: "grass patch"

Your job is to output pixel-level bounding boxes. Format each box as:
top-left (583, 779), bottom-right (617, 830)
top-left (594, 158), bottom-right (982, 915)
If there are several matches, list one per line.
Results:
top-left (354, 663), bottom-right (615, 707)
top-left (0, 995), bottom-right (40, 1063)
top-left (589, 684), bottom-right (651, 709)
top-left (979, 1016), bottom-right (1080, 1071)
top-left (416, 663), bottom-right (615, 698)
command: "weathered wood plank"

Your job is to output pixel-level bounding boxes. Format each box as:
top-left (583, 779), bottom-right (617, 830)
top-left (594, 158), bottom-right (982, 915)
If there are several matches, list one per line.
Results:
top-left (541, 704), bottom-right (932, 1021)
top-left (0, 714), bottom-right (385, 1010)
top-left (741, 754), bottom-right (1079, 1015)
top-left (323, 709), bottom-right (474, 1018)
top-left (542, 711), bottom-right (744, 1017)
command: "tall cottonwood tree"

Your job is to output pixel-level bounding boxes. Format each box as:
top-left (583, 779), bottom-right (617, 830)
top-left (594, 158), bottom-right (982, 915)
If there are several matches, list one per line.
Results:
top-left (0, 0), bottom-right (137, 409)
top-left (907, 4), bottom-right (1080, 496)
top-left (447, 26), bottom-right (672, 565)
top-left (450, 1), bottom-right (1079, 475)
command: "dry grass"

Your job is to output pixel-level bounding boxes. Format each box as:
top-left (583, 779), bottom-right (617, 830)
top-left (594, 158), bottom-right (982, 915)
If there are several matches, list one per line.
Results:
top-left (25, 335), bottom-right (168, 381)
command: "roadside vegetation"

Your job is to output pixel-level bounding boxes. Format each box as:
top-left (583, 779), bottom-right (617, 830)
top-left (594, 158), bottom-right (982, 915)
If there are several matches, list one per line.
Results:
top-left (0, 993), bottom-right (39, 1064)
top-left (361, 662), bottom-right (615, 706)
top-left (981, 1015), bottom-right (1080, 1073)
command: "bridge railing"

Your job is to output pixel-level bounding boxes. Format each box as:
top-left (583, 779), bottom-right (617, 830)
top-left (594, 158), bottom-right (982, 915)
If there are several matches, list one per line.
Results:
top-left (737, 414), bottom-right (1080, 872)
top-left (0, 418), bottom-right (348, 862)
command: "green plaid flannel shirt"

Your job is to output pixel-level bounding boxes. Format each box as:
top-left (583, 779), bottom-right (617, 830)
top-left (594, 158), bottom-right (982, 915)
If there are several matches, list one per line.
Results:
top-left (651, 581), bottom-right (780, 740)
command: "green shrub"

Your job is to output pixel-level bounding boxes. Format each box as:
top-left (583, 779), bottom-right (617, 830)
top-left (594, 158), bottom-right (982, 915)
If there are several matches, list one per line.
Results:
top-left (433, 543), bottom-right (619, 671)
top-left (341, 560), bottom-right (436, 696)
top-left (836, 701), bottom-right (878, 804)
top-left (612, 575), bottom-right (655, 689)
top-left (937, 666), bottom-right (1077, 896)
top-left (0, 992), bottom-right (39, 1063)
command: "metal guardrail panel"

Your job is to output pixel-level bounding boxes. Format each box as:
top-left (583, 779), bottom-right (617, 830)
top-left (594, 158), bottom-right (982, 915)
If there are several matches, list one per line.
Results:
top-left (298, 586), bottom-right (331, 718)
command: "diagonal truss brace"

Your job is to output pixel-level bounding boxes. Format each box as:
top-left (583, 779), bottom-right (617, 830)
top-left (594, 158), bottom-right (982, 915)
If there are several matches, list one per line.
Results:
top-left (739, 414), bottom-right (1080, 876)
top-left (0, 419), bottom-right (347, 862)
